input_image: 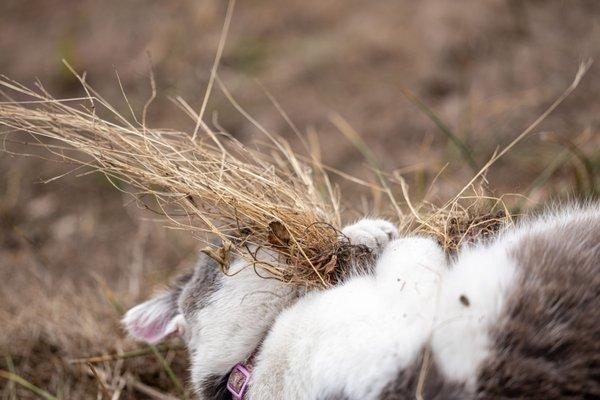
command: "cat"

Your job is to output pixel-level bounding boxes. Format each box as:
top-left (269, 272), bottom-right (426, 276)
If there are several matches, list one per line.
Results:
top-left (123, 203), bottom-right (600, 399)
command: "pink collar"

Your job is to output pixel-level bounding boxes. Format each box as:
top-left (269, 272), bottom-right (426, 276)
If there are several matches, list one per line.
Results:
top-left (226, 350), bottom-right (258, 400)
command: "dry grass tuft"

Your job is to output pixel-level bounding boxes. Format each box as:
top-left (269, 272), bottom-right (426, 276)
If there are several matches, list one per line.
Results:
top-left (408, 197), bottom-right (511, 253)
top-left (0, 71), bottom-right (344, 288)
top-left (0, 71), bottom-right (515, 290)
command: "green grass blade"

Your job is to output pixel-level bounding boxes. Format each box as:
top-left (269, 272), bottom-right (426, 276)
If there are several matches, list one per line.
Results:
top-left (4, 356), bottom-right (17, 400)
top-left (150, 345), bottom-right (188, 400)
top-left (330, 113), bottom-right (405, 220)
top-left (401, 87), bottom-right (479, 172)
top-left (0, 370), bottom-right (58, 400)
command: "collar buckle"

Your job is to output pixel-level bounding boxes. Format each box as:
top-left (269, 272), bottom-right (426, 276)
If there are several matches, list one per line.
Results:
top-left (227, 363), bottom-right (251, 399)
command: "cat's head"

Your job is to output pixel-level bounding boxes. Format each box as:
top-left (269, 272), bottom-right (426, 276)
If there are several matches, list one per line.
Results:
top-left (121, 246), bottom-right (298, 395)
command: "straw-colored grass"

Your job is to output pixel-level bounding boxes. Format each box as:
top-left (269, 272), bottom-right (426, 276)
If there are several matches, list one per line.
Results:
top-left (0, 61), bottom-right (588, 289)
top-left (0, 70), bottom-right (347, 288)
top-left (0, 73), bottom-right (442, 288)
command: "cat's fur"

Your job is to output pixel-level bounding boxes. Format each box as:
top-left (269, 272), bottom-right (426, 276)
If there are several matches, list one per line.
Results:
top-left (123, 205), bottom-right (600, 399)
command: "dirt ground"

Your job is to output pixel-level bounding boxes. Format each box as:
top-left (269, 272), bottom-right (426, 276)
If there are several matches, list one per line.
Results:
top-left (1, 1), bottom-right (599, 398)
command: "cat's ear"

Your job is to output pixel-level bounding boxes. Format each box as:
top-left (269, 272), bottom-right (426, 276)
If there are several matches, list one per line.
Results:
top-left (122, 291), bottom-right (187, 344)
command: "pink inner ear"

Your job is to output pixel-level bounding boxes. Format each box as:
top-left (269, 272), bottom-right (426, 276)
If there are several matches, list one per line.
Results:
top-left (129, 317), bottom-right (178, 344)
top-left (123, 300), bottom-right (183, 344)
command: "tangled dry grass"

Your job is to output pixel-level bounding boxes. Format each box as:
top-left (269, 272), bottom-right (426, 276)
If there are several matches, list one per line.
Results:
top-left (0, 69), bottom-right (521, 290)
top-left (0, 70), bottom-right (348, 288)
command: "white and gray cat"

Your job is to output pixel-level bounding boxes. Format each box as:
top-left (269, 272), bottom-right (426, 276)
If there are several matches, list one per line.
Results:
top-left (123, 203), bottom-right (600, 399)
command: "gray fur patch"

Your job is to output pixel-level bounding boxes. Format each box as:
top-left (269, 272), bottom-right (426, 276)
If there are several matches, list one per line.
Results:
top-left (377, 349), bottom-right (468, 400)
top-left (151, 271), bottom-right (194, 320)
top-left (198, 373), bottom-right (230, 400)
top-left (477, 214), bottom-right (600, 398)
top-left (178, 251), bottom-right (222, 320)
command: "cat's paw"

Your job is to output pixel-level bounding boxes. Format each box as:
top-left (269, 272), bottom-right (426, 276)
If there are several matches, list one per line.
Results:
top-left (341, 218), bottom-right (399, 252)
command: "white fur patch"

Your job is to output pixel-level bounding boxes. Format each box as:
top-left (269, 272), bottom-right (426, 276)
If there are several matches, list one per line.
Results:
top-left (431, 241), bottom-right (517, 388)
top-left (249, 236), bottom-right (446, 400)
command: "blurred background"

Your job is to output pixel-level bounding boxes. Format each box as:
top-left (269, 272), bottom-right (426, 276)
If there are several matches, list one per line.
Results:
top-left (1, 0), bottom-right (599, 398)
